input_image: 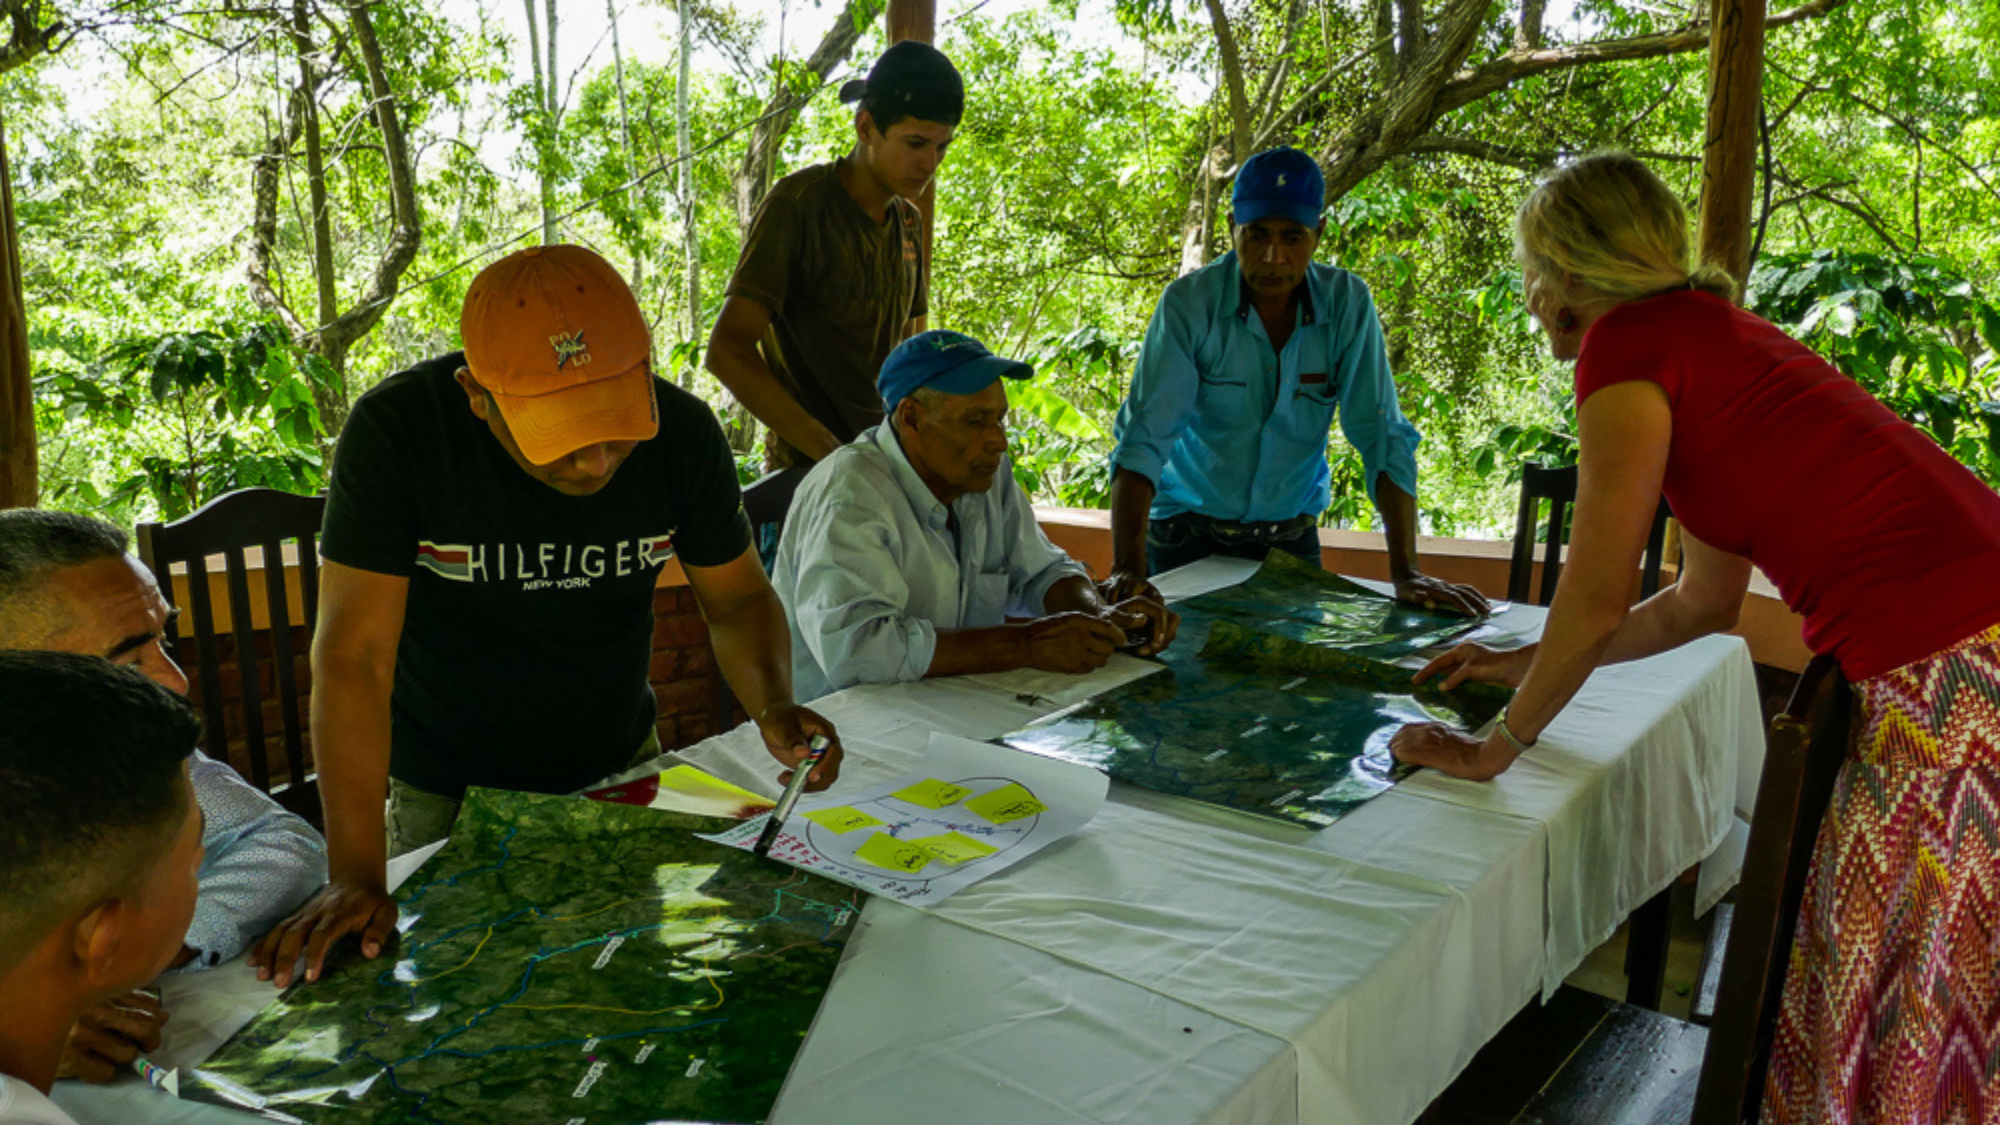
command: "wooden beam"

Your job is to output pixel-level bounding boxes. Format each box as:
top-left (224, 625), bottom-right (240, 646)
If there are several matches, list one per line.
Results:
top-left (887, 0), bottom-right (939, 271)
top-left (1697, 0), bottom-right (1767, 290)
top-left (0, 112), bottom-right (36, 509)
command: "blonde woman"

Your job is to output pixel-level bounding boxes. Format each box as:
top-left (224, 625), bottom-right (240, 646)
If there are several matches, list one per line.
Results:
top-left (1392, 152), bottom-right (2000, 1124)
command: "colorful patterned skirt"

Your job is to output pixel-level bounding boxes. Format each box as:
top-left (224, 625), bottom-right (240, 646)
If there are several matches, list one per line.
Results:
top-left (1763, 621), bottom-right (2000, 1125)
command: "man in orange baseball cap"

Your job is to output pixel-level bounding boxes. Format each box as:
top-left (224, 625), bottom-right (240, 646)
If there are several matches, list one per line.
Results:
top-left (248, 245), bottom-right (843, 990)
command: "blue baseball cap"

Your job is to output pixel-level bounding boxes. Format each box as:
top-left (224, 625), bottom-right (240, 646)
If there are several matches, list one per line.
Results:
top-left (1232, 146), bottom-right (1325, 229)
top-left (879, 330), bottom-right (1032, 412)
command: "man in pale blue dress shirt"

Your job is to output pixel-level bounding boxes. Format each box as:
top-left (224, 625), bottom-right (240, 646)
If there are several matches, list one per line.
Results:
top-left (0, 510), bottom-right (327, 1083)
top-left (1106, 147), bottom-right (1488, 618)
top-left (773, 331), bottom-right (1178, 701)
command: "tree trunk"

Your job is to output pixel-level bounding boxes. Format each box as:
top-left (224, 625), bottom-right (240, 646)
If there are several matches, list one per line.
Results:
top-left (1698, 0), bottom-right (1767, 289)
top-left (676, 0), bottom-right (699, 388)
top-left (730, 0), bottom-right (876, 237)
top-left (245, 0), bottom-right (422, 439)
top-left (523, 0), bottom-right (558, 244)
top-left (0, 111), bottom-right (35, 507)
top-left (289, 0), bottom-right (346, 428)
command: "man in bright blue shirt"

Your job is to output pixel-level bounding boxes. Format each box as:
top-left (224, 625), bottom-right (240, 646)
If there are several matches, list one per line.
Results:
top-left (1107, 147), bottom-right (1487, 617)
top-left (774, 331), bottom-right (1178, 700)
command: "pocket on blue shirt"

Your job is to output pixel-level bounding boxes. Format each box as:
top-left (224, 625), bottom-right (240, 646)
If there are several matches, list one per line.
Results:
top-left (966, 571), bottom-right (1010, 628)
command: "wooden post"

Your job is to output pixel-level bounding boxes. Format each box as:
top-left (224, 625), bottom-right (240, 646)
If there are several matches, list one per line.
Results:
top-left (886, 0), bottom-right (939, 276)
top-left (0, 112), bottom-right (36, 509)
top-left (1697, 0), bottom-right (1767, 290)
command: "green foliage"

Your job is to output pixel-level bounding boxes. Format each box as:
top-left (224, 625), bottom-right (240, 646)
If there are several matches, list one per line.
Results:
top-left (36, 323), bottom-right (332, 519)
top-left (1747, 250), bottom-right (2000, 483)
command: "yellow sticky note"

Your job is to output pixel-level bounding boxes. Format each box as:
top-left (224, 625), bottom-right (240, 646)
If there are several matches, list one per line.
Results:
top-left (802, 806), bottom-right (884, 835)
top-left (964, 783), bottom-right (1048, 825)
top-left (909, 831), bottom-right (999, 865)
top-left (854, 833), bottom-right (932, 874)
top-left (891, 778), bottom-right (971, 810)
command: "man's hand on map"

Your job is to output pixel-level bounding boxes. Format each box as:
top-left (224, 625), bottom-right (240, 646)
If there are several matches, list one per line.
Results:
top-left (1105, 597), bottom-right (1179, 657)
top-left (1412, 641), bottom-right (1535, 691)
top-left (1389, 722), bottom-right (1521, 782)
top-left (756, 702), bottom-right (844, 791)
top-left (57, 990), bottom-right (166, 1083)
top-left (1392, 573), bottom-right (1492, 617)
top-left (1023, 612), bottom-right (1126, 674)
top-left (1098, 569), bottom-right (1157, 606)
top-left (248, 878), bottom-right (400, 988)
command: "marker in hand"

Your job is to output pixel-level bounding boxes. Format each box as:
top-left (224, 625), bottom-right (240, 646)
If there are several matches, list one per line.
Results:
top-left (754, 734), bottom-right (831, 858)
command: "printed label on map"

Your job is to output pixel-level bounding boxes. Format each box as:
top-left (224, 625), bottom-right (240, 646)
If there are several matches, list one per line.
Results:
top-left (573, 1060), bottom-right (608, 1098)
top-left (582, 1037), bottom-right (599, 1052)
top-left (591, 935), bottom-right (624, 969)
top-left (1203, 748), bottom-right (1230, 762)
top-left (1269, 788), bottom-right (1305, 807)
top-left (1241, 724), bottom-right (1269, 738)
top-left (1282, 677), bottom-right (1307, 690)
top-left (635, 1044), bottom-right (656, 1064)
top-left (685, 1058), bottom-right (706, 1078)
top-left (834, 907), bottom-right (855, 927)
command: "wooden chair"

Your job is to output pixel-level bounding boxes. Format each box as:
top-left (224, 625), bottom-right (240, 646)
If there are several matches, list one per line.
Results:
top-left (1507, 463), bottom-right (1675, 607)
top-left (136, 488), bottom-right (326, 828)
top-left (1431, 654), bottom-right (1853, 1125)
top-left (1508, 462), bottom-right (1679, 1007)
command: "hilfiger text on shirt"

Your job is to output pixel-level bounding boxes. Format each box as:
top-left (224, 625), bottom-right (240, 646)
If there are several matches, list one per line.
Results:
top-left (415, 533), bottom-right (676, 589)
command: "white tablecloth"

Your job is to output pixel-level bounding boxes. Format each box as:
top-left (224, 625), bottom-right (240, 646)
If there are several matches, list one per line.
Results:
top-left (59, 559), bottom-right (1763, 1125)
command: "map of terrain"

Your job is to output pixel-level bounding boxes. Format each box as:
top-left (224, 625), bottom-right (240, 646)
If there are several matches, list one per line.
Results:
top-left (1001, 557), bottom-right (1514, 828)
top-left (188, 788), bottom-right (859, 1124)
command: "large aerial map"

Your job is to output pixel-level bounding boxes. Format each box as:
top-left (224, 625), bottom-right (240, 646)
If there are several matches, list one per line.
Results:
top-left (188, 788), bottom-right (859, 1124)
top-left (1000, 557), bottom-right (1515, 828)
top-left (1170, 550), bottom-right (1501, 660)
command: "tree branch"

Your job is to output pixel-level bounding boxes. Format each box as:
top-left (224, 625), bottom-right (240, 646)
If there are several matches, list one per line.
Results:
top-left (1201, 0), bottom-right (1254, 160)
top-left (1435, 0), bottom-right (1849, 119)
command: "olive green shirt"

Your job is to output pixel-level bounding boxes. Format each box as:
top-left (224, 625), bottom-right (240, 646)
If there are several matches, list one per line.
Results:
top-left (725, 162), bottom-right (929, 467)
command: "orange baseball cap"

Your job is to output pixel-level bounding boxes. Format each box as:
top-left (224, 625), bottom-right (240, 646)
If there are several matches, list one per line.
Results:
top-left (459, 244), bottom-right (660, 465)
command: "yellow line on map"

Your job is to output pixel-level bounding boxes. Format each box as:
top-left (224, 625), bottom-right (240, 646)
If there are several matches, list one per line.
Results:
top-left (407, 926), bottom-right (497, 984)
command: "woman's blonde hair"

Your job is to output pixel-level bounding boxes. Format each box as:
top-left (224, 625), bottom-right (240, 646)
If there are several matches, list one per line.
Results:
top-left (1514, 152), bottom-right (1738, 312)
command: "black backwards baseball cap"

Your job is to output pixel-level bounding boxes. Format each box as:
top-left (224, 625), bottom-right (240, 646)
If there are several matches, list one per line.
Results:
top-left (839, 40), bottom-right (964, 127)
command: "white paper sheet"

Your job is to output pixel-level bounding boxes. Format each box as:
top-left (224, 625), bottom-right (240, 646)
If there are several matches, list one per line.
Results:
top-left (701, 732), bottom-right (1107, 907)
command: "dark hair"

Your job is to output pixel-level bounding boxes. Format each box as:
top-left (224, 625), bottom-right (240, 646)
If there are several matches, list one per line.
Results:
top-left (0, 651), bottom-right (199, 962)
top-left (0, 509), bottom-right (130, 644)
top-left (844, 40), bottom-right (964, 132)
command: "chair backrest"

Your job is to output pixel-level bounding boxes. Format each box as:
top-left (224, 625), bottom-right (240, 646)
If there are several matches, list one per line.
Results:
top-left (742, 465), bottom-right (810, 528)
top-left (1507, 463), bottom-right (1674, 606)
top-left (1691, 653), bottom-right (1854, 1125)
top-left (136, 488), bottom-right (327, 828)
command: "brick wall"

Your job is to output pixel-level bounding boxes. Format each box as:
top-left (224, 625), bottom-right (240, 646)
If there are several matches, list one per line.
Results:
top-left (175, 584), bottom-right (732, 793)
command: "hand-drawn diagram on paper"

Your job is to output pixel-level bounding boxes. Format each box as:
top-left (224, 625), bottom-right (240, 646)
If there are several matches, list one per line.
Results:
top-left (1001, 620), bottom-right (1512, 828)
top-left (704, 734), bottom-right (1107, 906)
top-left (187, 788), bottom-right (858, 1125)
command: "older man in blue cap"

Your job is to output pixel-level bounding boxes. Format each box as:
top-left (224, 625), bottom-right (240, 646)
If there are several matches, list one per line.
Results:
top-left (1105, 146), bottom-right (1488, 617)
top-left (772, 330), bottom-right (1178, 701)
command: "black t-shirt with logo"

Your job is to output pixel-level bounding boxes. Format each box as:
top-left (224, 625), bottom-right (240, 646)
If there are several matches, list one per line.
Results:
top-left (320, 352), bottom-right (750, 798)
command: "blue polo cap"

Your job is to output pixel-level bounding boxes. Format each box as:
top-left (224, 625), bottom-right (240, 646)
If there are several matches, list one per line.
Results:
top-left (879, 330), bottom-right (1032, 412)
top-left (1232, 146), bottom-right (1325, 229)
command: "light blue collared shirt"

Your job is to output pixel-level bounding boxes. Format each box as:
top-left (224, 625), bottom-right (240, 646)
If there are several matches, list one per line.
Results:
top-left (177, 751), bottom-right (328, 970)
top-left (1111, 252), bottom-right (1421, 522)
top-left (773, 419), bottom-right (1091, 701)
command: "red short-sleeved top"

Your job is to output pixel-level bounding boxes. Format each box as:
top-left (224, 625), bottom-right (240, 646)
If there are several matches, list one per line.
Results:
top-left (1574, 289), bottom-right (2000, 682)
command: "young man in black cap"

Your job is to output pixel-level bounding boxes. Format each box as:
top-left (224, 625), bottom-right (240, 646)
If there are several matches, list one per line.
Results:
top-left (707, 39), bottom-right (963, 472)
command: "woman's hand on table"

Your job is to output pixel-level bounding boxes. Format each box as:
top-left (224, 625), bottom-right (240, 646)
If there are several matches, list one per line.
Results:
top-left (1391, 723), bottom-right (1522, 781)
top-left (756, 702), bottom-right (844, 791)
top-left (1414, 641), bottom-right (1535, 690)
top-left (247, 877), bottom-right (400, 988)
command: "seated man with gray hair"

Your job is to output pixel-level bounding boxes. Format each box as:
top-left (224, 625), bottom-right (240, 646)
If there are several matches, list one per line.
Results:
top-left (0, 509), bottom-right (328, 1083)
top-left (772, 330), bottom-right (1177, 701)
